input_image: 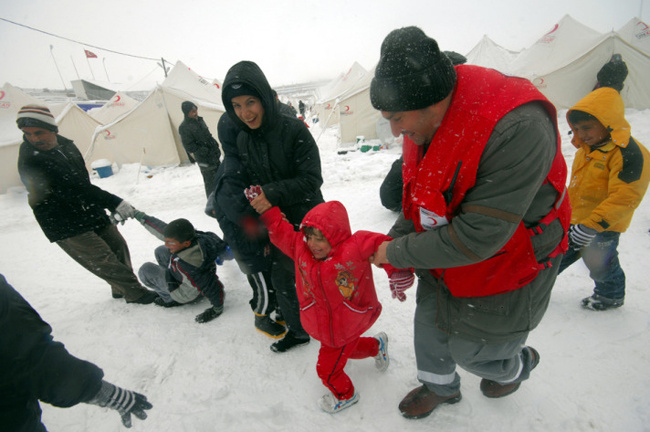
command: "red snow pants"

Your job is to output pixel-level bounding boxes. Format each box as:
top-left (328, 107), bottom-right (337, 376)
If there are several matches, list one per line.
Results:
top-left (316, 336), bottom-right (379, 400)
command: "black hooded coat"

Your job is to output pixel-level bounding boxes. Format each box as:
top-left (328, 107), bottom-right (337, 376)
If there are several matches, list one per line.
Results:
top-left (220, 61), bottom-right (324, 228)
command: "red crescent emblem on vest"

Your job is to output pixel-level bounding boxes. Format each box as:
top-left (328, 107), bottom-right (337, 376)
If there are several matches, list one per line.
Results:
top-left (0, 91), bottom-right (5, 100)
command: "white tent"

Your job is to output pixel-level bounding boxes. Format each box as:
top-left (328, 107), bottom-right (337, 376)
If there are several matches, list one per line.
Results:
top-left (509, 15), bottom-right (603, 77)
top-left (0, 83), bottom-right (38, 191)
top-left (510, 15), bottom-right (650, 109)
top-left (616, 17), bottom-right (650, 54)
top-left (88, 92), bottom-right (140, 124)
top-left (314, 62), bottom-right (368, 128)
top-left (465, 35), bottom-right (520, 73)
top-left (85, 61), bottom-right (225, 169)
top-left (0, 83), bottom-right (45, 147)
top-left (337, 65), bottom-right (383, 145)
top-left (0, 93), bottom-right (104, 193)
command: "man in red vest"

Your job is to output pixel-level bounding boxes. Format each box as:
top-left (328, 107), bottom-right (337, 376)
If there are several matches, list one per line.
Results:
top-left (369, 27), bottom-right (570, 420)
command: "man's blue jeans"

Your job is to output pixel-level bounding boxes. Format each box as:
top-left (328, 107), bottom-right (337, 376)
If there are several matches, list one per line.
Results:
top-left (558, 231), bottom-right (626, 300)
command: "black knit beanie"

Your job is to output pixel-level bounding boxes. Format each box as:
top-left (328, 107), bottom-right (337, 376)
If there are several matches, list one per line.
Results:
top-left (16, 105), bottom-right (59, 133)
top-left (163, 218), bottom-right (196, 243)
top-left (370, 27), bottom-right (456, 112)
top-left (223, 82), bottom-right (261, 103)
top-left (181, 101), bottom-right (197, 116)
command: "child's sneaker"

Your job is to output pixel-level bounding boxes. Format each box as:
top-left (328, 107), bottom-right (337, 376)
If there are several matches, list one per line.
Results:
top-left (374, 332), bottom-right (389, 372)
top-left (581, 294), bottom-right (624, 311)
top-left (318, 392), bottom-right (359, 413)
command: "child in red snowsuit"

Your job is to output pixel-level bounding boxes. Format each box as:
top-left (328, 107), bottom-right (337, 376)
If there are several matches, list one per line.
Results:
top-left (255, 198), bottom-right (414, 413)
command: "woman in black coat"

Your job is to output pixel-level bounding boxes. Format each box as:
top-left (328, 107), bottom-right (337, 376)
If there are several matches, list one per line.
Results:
top-left (220, 60), bottom-right (324, 353)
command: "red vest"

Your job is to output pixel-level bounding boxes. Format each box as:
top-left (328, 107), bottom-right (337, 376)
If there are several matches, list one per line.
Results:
top-left (402, 65), bottom-right (570, 298)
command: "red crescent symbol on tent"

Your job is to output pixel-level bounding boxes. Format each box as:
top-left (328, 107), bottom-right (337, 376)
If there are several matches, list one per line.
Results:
top-left (114, 95), bottom-right (121, 102)
top-left (326, 104), bottom-right (331, 109)
top-left (105, 130), bottom-right (112, 137)
top-left (214, 83), bottom-right (220, 89)
top-left (0, 91), bottom-right (5, 100)
top-left (544, 24), bottom-right (559, 36)
top-left (637, 21), bottom-right (649, 31)
top-left (344, 106), bottom-right (350, 111)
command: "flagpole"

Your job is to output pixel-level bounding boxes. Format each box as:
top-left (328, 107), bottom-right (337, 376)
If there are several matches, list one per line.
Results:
top-left (85, 51), bottom-right (96, 80)
top-left (70, 56), bottom-right (80, 79)
top-left (49, 45), bottom-right (67, 91)
top-left (103, 57), bottom-right (110, 82)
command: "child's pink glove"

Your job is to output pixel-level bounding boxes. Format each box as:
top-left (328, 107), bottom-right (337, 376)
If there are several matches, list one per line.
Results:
top-left (244, 185), bottom-right (263, 202)
top-left (389, 270), bottom-right (415, 302)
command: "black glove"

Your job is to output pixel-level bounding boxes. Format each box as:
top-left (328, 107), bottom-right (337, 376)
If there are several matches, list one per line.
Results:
top-left (568, 224), bottom-right (598, 250)
top-left (195, 305), bottom-right (224, 323)
top-left (87, 380), bottom-right (152, 428)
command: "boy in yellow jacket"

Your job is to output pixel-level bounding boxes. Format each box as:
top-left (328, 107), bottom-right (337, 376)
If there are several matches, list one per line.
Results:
top-left (558, 86), bottom-right (650, 310)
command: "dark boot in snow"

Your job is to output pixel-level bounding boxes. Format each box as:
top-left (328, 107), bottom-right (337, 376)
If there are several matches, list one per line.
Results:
top-left (255, 313), bottom-right (287, 339)
top-left (480, 346), bottom-right (540, 398)
top-left (270, 331), bottom-right (310, 353)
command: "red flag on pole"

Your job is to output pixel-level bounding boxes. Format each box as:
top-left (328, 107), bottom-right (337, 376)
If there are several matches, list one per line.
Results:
top-left (84, 49), bottom-right (97, 59)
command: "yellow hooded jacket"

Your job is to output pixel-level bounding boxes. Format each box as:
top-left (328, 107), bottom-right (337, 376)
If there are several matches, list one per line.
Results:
top-left (567, 87), bottom-right (650, 233)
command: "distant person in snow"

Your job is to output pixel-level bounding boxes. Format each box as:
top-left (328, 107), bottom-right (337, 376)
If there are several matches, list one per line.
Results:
top-left (249, 197), bottom-right (414, 413)
top-left (378, 50), bottom-right (467, 212)
top-left (221, 60), bottom-right (325, 353)
top-left (178, 101), bottom-right (222, 197)
top-left (135, 214), bottom-right (232, 323)
top-left (298, 100), bottom-right (305, 118)
top-left (557, 86), bottom-right (650, 310)
top-left (16, 105), bottom-right (158, 305)
top-left (0, 274), bottom-right (152, 430)
top-left (369, 27), bottom-right (570, 419)
top-left (273, 90), bottom-right (298, 118)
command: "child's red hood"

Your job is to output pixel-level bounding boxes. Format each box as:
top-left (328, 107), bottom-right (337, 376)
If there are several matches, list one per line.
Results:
top-left (300, 201), bottom-right (351, 249)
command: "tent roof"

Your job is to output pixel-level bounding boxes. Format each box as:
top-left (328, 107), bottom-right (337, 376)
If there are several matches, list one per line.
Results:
top-left (617, 17), bottom-right (650, 54)
top-left (510, 14), bottom-right (604, 77)
top-left (465, 35), bottom-right (520, 72)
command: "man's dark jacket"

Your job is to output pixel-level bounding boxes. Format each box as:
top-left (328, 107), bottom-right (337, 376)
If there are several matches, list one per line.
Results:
top-left (17, 135), bottom-right (122, 242)
top-left (0, 274), bottom-right (103, 431)
top-left (178, 116), bottom-right (222, 167)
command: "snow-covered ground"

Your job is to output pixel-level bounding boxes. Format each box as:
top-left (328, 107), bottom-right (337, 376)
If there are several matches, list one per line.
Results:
top-left (2, 111), bottom-right (649, 432)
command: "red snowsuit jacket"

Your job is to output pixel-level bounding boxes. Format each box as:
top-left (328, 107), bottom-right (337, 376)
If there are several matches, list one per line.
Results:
top-left (261, 201), bottom-right (390, 348)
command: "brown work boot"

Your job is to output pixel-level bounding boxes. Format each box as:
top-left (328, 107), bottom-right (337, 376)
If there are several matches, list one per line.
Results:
top-left (398, 385), bottom-right (462, 419)
top-left (480, 346), bottom-right (539, 398)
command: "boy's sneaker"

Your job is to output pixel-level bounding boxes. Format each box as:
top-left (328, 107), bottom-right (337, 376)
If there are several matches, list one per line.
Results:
top-left (318, 392), bottom-right (359, 414)
top-left (374, 332), bottom-right (390, 372)
top-left (270, 331), bottom-right (310, 353)
top-left (581, 294), bottom-right (624, 311)
top-left (126, 290), bottom-right (159, 305)
top-left (255, 314), bottom-right (287, 339)
top-left (154, 297), bottom-right (182, 307)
